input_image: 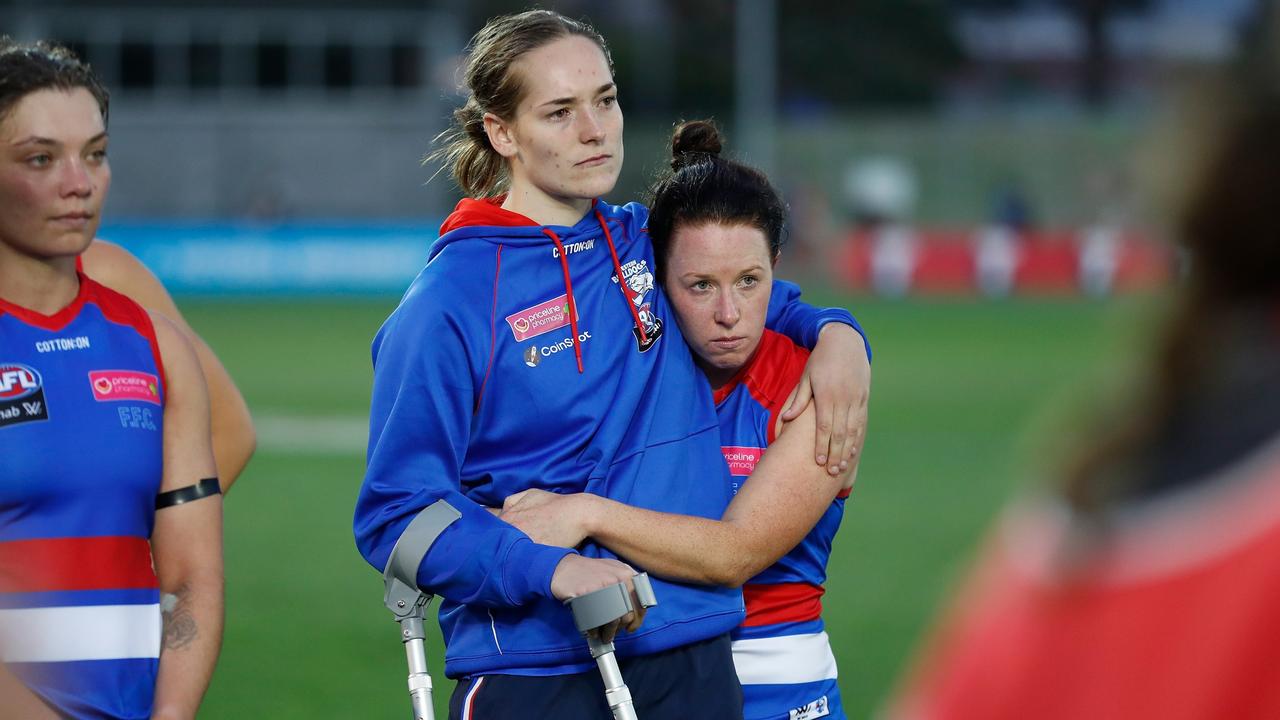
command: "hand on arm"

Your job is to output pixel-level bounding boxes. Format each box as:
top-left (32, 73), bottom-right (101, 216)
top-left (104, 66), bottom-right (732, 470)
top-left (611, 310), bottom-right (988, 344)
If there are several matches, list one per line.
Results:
top-left (781, 322), bottom-right (871, 478)
top-left (82, 241), bottom-right (255, 490)
top-left (499, 403), bottom-right (854, 588)
top-left (501, 489), bottom-right (592, 548)
top-left (148, 315), bottom-right (223, 720)
top-left (499, 491), bottom-right (646, 637)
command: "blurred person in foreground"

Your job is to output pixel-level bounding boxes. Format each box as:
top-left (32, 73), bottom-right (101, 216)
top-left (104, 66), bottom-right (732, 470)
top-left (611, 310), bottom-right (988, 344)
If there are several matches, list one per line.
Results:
top-left (887, 13), bottom-right (1280, 720)
top-left (498, 119), bottom-right (859, 720)
top-left (0, 39), bottom-right (223, 719)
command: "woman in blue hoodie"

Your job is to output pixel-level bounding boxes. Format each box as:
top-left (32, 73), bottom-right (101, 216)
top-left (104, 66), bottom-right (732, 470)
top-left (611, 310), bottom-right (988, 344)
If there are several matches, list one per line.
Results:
top-left (353, 10), bottom-right (870, 718)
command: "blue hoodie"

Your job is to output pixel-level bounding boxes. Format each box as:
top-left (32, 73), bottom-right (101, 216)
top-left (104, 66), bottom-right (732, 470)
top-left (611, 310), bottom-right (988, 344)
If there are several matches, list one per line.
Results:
top-left (354, 197), bottom-right (865, 677)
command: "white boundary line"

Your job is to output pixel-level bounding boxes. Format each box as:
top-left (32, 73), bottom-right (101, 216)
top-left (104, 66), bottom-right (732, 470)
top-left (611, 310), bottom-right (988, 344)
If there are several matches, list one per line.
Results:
top-left (254, 414), bottom-right (368, 455)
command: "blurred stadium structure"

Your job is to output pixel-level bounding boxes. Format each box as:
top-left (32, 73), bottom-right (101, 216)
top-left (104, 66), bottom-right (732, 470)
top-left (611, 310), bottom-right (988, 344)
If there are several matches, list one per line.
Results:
top-left (0, 0), bottom-right (1259, 295)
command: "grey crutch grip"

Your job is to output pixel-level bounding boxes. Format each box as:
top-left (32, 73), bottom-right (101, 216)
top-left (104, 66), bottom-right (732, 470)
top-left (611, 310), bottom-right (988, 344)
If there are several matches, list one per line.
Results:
top-left (382, 500), bottom-right (462, 720)
top-left (567, 573), bottom-right (658, 720)
top-left (569, 572), bottom-right (658, 633)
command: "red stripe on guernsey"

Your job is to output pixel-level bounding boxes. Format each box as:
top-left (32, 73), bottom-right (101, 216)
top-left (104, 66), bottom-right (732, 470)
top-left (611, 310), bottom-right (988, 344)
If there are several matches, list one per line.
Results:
top-left (0, 271), bottom-right (92, 330)
top-left (0, 536), bottom-right (157, 593)
top-left (742, 582), bottom-right (824, 627)
top-left (84, 277), bottom-right (167, 399)
top-left (0, 274), bottom-right (169, 401)
top-left (475, 245), bottom-right (503, 413)
top-left (712, 331), bottom-right (811, 445)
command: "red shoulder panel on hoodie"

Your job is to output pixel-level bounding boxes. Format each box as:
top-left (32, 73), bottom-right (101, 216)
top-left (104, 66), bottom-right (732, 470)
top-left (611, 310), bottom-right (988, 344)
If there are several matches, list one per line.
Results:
top-left (439, 197), bottom-right (541, 235)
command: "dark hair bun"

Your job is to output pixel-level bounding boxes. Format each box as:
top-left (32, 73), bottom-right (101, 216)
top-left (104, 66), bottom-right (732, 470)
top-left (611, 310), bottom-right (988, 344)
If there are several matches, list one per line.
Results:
top-left (670, 119), bottom-right (723, 170)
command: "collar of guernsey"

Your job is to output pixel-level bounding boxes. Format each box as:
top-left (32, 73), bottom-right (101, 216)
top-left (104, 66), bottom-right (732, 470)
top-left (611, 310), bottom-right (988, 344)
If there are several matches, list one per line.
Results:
top-left (434, 197), bottom-right (650, 373)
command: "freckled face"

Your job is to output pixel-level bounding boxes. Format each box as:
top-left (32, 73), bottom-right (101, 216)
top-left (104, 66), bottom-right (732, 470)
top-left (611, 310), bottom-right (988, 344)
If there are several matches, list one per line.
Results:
top-left (665, 222), bottom-right (775, 388)
top-left (500, 35), bottom-right (623, 206)
top-left (0, 88), bottom-right (109, 261)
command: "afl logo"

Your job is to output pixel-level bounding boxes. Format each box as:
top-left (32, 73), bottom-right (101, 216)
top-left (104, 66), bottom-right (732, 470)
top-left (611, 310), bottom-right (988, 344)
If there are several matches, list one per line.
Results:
top-left (0, 364), bottom-right (41, 400)
top-left (523, 345), bottom-right (541, 367)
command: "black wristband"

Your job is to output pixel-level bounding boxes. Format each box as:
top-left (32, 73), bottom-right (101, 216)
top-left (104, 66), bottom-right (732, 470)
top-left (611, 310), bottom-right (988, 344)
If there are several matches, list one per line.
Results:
top-left (156, 478), bottom-right (221, 509)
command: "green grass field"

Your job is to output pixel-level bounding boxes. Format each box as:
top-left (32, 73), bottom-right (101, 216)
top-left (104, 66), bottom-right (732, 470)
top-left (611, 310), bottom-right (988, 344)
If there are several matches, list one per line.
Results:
top-left (183, 294), bottom-right (1150, 718)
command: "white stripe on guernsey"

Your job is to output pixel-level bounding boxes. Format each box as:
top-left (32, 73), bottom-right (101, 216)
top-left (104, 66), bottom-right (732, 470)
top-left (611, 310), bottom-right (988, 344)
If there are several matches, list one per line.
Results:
top-left (462, 676), bottom-right (486, 720)
top-left (0, 604), bottom-right (160, 662)
top-left (732, 631), bottom-right (838, 686)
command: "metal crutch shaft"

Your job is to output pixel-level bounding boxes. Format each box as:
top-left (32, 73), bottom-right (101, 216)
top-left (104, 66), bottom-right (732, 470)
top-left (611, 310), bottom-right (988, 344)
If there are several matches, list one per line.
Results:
top-left (587, 633), bottom-right (637, 720)
top-left (387, 581), bottom-right (436, 720)
top-left (568, 573), bottom-right (658, 720)
top-left (382, 500), bottom-right (463, 720)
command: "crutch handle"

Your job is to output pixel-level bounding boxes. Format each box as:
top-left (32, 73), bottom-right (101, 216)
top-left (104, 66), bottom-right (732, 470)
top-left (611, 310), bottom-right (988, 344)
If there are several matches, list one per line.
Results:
top-left (568, 572), bottom-right (658, 634)
top-left (567, 574), bottom-right (658, 720)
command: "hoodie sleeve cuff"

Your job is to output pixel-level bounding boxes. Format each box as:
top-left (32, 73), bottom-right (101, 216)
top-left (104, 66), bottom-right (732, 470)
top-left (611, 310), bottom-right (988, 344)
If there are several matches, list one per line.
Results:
top-left (502, 538), bottom-right (577, 604)
top-left (816, 313), bottom-right (872, 363)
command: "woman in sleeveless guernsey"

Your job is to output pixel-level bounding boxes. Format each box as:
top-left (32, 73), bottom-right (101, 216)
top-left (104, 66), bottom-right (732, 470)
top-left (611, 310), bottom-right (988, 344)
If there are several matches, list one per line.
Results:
top-left (887, 15), bottom-right (1280, 720)
top-left (498, 120), bottom-right (860, 720)
top-left (0, 40), bottom-right (223, 720)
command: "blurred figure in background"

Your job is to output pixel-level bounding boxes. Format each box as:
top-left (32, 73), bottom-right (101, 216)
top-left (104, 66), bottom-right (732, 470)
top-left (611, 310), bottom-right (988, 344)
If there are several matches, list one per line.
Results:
top-left (81, 240), bottom-right (256, 490)
top-left (974, 180), bottom-right (1033, 299)
top-left (888, 10), bottom-right (1280, 720)
top-left (843, 157), bottom-right (919, 297)
top-left (0, 39), bottom-right (223, 718)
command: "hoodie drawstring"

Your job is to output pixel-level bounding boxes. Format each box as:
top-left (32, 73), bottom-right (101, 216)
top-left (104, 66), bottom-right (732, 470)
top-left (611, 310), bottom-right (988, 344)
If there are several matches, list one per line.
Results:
top-left (542, 228), bottom-right (585, 373)
top-left (596, 209), bottom-right (650, 347)
top-left (542, 211), bottom-right (649, 374)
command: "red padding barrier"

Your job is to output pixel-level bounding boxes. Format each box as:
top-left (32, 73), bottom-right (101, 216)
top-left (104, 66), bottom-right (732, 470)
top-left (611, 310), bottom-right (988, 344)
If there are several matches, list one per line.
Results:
top-left (834, 227), bottom-right (1173, 296)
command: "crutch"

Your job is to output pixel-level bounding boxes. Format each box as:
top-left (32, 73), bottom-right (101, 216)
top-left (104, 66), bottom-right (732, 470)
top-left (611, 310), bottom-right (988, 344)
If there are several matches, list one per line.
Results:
top-left (567, 573), bottom-right (659, 720)
top-left (382, 500), bottom-right (463, 720)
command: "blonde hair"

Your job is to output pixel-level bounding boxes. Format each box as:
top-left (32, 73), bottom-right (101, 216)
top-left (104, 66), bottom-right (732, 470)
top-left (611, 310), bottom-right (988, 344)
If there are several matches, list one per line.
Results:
top-left (429, 10), bottom-right (613, 198)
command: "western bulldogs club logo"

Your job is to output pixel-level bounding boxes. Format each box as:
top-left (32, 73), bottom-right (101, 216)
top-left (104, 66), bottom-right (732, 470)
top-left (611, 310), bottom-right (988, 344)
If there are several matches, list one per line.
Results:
top-left (612, 259), bottom-right (663, 352)
top-left (0, 363), bottom-right (50, 428)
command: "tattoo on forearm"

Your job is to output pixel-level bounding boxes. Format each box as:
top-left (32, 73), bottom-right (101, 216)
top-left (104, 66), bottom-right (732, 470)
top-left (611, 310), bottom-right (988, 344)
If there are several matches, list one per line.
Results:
top-left (161, 584), bottom-right (198, 651)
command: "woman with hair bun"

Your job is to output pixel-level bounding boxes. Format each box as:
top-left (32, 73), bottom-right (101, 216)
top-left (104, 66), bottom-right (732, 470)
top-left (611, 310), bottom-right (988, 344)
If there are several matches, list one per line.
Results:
top-left (354, 9), bottom-right (870, 719)
top-left (500, 119), bottom-right (856, 720)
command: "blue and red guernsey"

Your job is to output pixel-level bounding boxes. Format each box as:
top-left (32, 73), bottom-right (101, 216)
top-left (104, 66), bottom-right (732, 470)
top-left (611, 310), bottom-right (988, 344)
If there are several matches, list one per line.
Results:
top-left (715, 329), bottom-right (849, 720)
top-left (354, 198), bottom-right (866, 679)
top-left (0, 274), bottom-right (166, 720)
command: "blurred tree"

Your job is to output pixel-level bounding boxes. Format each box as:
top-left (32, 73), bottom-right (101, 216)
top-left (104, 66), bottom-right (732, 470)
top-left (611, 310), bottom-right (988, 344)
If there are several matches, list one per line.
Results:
top-left (779, 0), bottom-right (964, 111)
top-left (953, 0), bottom-right (1154, 108)
top-left (416, 0), bottom-right (966, 116)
